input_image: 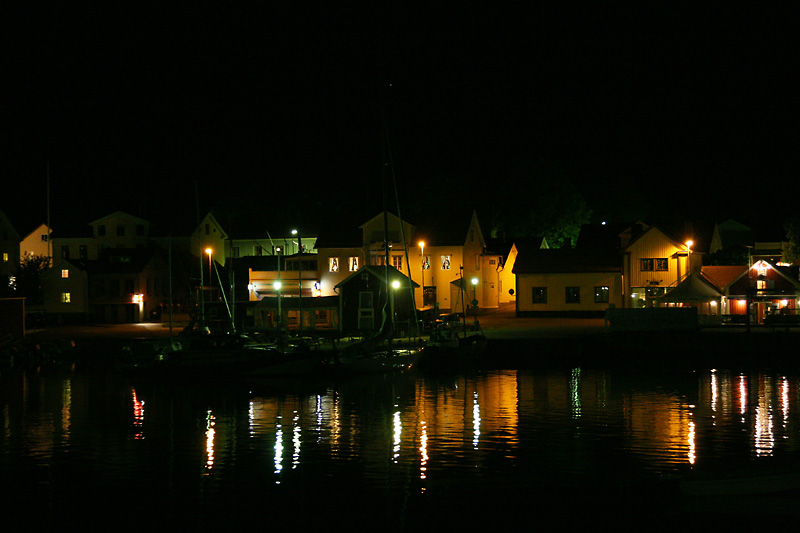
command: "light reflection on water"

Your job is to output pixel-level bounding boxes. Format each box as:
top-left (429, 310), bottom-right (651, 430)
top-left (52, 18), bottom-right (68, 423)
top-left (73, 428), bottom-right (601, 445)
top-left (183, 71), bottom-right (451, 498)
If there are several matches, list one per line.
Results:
top-left (3, 362), bottom-right (800, 525)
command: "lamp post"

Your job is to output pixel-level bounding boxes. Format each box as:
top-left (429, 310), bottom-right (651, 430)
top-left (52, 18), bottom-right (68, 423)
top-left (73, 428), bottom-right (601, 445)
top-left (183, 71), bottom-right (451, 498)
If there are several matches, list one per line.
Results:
top-left (471, 277), bottom-right (479, 323)
top-left (418, 241), bottom-right (425, 307)
top-left (685, 240), bottom-right (693, 277)
top-left (274, 281), bottom-right (282, 331)
top-left (205, 248), bottom-right (213, 330)
top-left (292, 229), bottom-right (303, 332)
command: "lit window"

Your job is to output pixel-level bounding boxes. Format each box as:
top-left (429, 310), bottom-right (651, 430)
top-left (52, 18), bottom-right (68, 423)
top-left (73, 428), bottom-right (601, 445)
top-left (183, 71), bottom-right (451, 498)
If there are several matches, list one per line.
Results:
top-left (392, 255), bottom-right (403, 271)
top-left (422, 255), bottom-right (430, 270)
top-left (61, 292), bottom-right (71, 303)
top-left (329, 257), bottom-right (339, 272)
top-left (349, 257), bottom-right (359, 272)
top-left (595, 286), bottom-right (609, 303)
top-left (441, 255), bottom-right (451, 270)
top-left (61, 269), bottom-right (69, 278)
top-left (2, 252), bottom-right (7, 262)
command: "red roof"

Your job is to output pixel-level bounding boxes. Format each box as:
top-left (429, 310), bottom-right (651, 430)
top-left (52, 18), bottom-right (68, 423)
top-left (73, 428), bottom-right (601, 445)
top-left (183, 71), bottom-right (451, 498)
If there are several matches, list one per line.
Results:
top-left (701, 265), bottom-right (747, 290)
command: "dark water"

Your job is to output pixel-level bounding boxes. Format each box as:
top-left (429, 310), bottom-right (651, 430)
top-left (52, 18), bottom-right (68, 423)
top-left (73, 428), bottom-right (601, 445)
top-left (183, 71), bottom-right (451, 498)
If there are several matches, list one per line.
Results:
top-left (3, 349), bottom-right (800, 529)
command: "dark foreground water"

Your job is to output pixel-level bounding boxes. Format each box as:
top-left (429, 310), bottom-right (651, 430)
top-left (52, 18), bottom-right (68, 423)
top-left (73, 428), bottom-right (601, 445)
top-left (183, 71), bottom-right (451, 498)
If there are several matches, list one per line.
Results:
top-left (3, 345), bottom-right (800, 530)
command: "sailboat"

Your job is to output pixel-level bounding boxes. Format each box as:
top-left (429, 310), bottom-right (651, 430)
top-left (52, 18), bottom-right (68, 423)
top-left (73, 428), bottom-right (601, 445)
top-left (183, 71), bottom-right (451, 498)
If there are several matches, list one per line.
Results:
top-left (417, 269), bottom-right (487, 371)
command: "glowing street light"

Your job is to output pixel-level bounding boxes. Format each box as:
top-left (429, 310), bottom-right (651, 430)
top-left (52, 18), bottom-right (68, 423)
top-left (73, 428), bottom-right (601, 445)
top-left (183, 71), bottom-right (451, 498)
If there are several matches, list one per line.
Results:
top-left (418, 241), bottom-right (425, 306)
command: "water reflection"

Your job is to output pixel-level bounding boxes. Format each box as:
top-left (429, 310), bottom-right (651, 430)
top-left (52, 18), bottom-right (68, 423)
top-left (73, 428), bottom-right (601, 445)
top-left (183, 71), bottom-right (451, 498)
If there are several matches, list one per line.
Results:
top-left (4, 363), bottom-right (800, 523)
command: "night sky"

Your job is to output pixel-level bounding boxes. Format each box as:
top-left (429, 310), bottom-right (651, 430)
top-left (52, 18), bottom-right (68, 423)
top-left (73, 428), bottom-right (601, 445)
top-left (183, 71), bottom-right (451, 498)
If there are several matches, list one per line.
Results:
top-left (4, 4), bottom-right (797, 237)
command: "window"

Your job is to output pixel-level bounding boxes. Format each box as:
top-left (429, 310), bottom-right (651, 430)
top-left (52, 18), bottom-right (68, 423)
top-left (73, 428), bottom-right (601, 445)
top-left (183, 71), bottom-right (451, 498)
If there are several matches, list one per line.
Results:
top-left (254, 245), bottom-right (263, 256)
top-left (329, 257), bottom-right (339, 272)
top-left (475, 254), bottom-right (481, 270)
top-left (41, 233), bottom-right (49, 242)
top-left (79, 245), bottom-right (88, 260)
top-left (359, 291), bottom-right (373, 308)
top-left (349, 256), bottom-right (359, 272)
top-left (392, 255), bottom-right (403, 271)
top-left (2, 252), bottom-right (7, 262)
top-left (441, 255), bottom-right (451, 270)
top-left (61, 245), bottom-right (70, 259)
top-left (61, 269), bottom-right (69, 278)
top-left (61, 292), bottom-right (71, 303)
top-left (422, 255), bottom-right (430, 270)
top-left (566, 286), bottom-right (580, 303)
top-left (594, 286), bottom-right (609, 303)
top-left (641, 258), bottom-right (668, 271)
top-left (231, 246), bottom-right (240, 258)
top-left (532, 287), bottom-right (547, 304)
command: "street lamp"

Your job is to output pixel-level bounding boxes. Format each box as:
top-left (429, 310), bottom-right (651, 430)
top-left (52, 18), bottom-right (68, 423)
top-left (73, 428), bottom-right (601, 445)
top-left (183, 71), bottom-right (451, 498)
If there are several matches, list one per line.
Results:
top-left (471, 277), bottom-right (479, 320)
top-left (418, 241), bottom-right (425, 306)
top-left (685, 240), bottom-right (693, 276)
top-left (274, 280), bottom-right (282, 331)
top-left (292, 229), bottom-right (303, 332)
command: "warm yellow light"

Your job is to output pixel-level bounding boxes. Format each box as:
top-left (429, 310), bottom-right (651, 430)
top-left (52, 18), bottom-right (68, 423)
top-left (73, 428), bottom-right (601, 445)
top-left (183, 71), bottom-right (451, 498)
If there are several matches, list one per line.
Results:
top-left (418, 241), bottom-right (425, 249)
top-left (686, 240), bottom-right (693, 249)
top-left (205, 248), bottom-right (212, 255)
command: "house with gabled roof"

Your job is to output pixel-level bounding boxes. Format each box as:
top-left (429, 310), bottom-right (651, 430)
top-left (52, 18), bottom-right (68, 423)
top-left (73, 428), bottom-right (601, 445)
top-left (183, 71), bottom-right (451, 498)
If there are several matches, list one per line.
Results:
top-left (622, 224), bottom-right (703, 308)
top-left (703, 261), bottom-right (799, 324)
top-left (0, 210), bottom-right (21, 282)
top-left (513, 248), bottom-right (623, 316)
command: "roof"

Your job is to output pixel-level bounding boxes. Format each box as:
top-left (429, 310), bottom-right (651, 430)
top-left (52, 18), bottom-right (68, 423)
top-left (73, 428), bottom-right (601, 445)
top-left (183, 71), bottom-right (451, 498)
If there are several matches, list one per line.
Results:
top-left (334, 265), bottom-right (419, 289)
top-left (701, 265), bottom-right (748, 290)
top-left (512, 248), bottom-right (621, 275)
top-left (660, 272), bottom-right (723, 303)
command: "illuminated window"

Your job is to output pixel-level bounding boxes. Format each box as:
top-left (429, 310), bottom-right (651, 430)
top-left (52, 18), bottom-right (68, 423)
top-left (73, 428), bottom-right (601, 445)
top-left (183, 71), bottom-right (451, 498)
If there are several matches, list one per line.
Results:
top-left (329, 257), bottom-right (339, 272)
top-left (595, 286), bottom-right (609, 303)
top-left (392, 255), bottom-right (403, 271)
top-left (441, 255), bottom-right (451, 270)
top-left (61, 292), bottom-right (71, 303)
top-left (565, 286), bottom-right (580, 303)
top-left (349, 256), bottom-right (359, 271)
top-left (61, 269), bottom-right (69, 278)
top-left (2, 252), bottom-right (7, 262)
top-left (532, 287), bottom-right (547, 304)
top-left (422, 255), bottom-right (430, 270)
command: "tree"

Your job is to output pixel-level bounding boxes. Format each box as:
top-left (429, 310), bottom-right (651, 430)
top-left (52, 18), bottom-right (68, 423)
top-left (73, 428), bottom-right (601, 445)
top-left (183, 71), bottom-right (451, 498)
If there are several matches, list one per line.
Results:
top-left (493, 160), bottom-right (593, 248)
top-left (784, 216), bottom-right (800, 265)
top-left (16, 255), bottom-right (50, 305)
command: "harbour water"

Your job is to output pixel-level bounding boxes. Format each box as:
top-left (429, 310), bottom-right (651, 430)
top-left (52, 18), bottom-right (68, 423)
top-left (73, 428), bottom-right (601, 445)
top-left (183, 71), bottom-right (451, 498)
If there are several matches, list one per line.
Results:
top-left (3, 343), bottom-right (800, 529)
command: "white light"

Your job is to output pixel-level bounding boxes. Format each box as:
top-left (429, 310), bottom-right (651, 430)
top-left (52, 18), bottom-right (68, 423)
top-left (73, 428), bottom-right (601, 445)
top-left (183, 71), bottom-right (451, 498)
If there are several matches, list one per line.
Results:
top-left (391, 280), bottom-right (400, 289)
top-left (274, 281), bottom-right (282, 290)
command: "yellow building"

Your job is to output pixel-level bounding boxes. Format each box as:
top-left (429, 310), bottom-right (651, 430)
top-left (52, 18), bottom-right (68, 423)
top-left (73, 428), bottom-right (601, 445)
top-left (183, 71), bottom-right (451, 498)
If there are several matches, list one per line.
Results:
top-left (621, 224), bottom-right (696, 308)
